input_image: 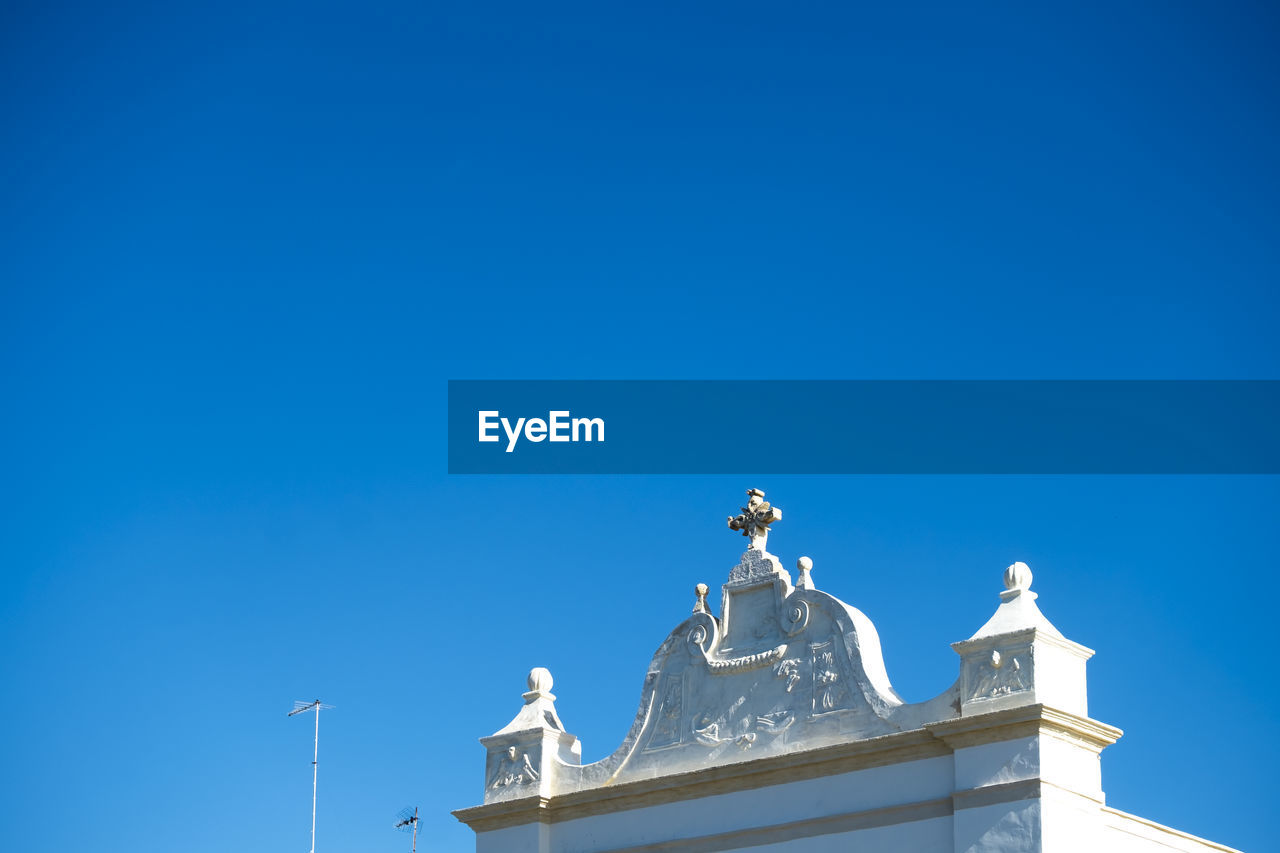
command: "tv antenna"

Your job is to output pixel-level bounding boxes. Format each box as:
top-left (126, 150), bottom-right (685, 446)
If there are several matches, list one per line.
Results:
top-left (394, 806), bottom-right (421, 853)
top-left (288, 699), bottom-right (334, 853)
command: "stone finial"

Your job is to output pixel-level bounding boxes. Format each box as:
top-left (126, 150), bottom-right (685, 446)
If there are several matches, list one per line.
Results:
top-left (692, 583), bottom-right (710, 614)
top-left (796, 556), bottom-right (815, 590)
top-left (493, 667), bottom-right (566, 735)
top-left (966, 562), bottom-right (1058, 637)
top-left (1003, 562), bottom-right (1033, 596)
top-left (525, 667), bottom-right (555, 701)
top-left (727, 489), bottom-right (782, 552)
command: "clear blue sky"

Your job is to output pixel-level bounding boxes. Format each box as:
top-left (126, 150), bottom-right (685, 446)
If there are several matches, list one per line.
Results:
top-left (2, 2), bottom-right (1277, 851)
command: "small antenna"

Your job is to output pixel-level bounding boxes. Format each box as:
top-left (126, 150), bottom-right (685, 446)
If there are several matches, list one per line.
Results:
top-left (394, 806), bottom-right (420, 853)
top-left (288, 699), bottom-right (335, 853)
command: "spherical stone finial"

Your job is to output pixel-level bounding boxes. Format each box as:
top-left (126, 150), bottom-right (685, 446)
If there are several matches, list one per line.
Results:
top-left (795, 556), bottom-right (815, 590)
top-left (1003, 562), bottom-right (1033, 592)
top-left (527, 667), bottom-right (553, 694)
top-left (692, 583), bottom-right (710, 614)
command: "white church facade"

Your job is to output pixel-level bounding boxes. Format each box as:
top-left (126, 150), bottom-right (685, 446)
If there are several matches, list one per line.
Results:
top-left (453, 490), bottom-right (1237, 853)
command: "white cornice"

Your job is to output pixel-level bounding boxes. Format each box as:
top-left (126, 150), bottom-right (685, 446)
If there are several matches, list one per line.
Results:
top-left (927, 703), bottom-right (1122, 752)
top-left (951, 625), bottom-right (1095, 660)
top-left (453, 704), bottom-right (1122, 832)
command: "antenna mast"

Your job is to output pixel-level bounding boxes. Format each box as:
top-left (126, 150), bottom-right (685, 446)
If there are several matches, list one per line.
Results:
top-left (394, 806), bottom-right (420, 853)
top-left (288, 699), bottom-right (334, 853)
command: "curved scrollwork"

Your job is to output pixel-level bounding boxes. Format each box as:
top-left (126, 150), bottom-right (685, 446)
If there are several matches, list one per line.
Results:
top-left (781, 598), bottom-right (810, 636)
top-left (686, 612), bottom-right (717, 657)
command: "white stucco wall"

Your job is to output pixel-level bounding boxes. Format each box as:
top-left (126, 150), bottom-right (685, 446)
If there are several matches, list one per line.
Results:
top-left (545, 755), bottom-right (952, 852)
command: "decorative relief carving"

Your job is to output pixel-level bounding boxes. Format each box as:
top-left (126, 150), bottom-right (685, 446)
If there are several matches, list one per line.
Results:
top-left (810, 639), bottom-right (851, 713)
top-left (692, 713), bottom-right (722, 746)
top-left (969, 648), bottom-right (1031, 701)
top-left (774, 657), bottom-right (803, 693)
top-left (706, 643), bottom-right (787, 674)
top-left (755, 710), bottom-right (795, 733)
top-left (647, 675), bottom-right (684, 749)
top-left (692, 707), bottom-right (801, 752)
top-left (727, 549), bottom-right (785, 585)
top-left (488, 746), bottom-right (539, 790)
top-left (690, 705), bottom-right (797, 754)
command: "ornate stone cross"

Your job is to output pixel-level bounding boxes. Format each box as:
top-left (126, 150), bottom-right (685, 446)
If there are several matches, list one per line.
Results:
top-left (727, 488), bottom-right (782, 552)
